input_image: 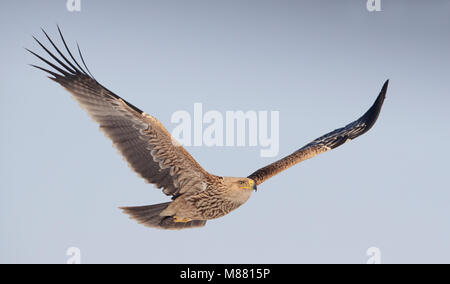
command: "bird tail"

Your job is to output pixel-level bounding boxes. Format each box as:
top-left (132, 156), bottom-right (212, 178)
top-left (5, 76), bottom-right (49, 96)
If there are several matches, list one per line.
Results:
top-left (120, 202), bottom-right (207, 230)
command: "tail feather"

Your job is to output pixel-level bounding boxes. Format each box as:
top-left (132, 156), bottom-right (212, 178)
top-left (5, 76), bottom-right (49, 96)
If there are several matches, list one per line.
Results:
top-left (120, 202), bottom-right (207, 230)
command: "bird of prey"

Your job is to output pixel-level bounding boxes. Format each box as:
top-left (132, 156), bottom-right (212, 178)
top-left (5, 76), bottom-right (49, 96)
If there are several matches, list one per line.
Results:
top-left (28, 27), bottom-right (388, 230)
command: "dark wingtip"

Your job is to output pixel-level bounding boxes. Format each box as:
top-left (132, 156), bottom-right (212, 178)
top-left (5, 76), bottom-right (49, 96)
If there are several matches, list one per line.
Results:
top-left (29, 64), bottom-right (58, 77)
top-left (361, 80), bottom-right (389, 131)
top-left (32, 32), bottom-right (78, 74)
top-left (381, 79), bottom-right (389, 97)
top-left (25, 46), bottom-right (70, 76)
top-left (375, 79), bottom-right (389, 107)
top-left (76, 42), bottom-right (96, 80)
top-left (57, 25), bottom-right (89, 75)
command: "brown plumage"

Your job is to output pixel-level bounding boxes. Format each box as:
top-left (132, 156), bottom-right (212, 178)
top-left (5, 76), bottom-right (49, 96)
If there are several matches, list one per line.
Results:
top-left (28, 27), bottom-right (388, 230)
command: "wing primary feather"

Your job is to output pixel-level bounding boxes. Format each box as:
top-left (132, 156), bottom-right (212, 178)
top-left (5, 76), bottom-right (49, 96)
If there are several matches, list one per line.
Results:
top-left (57, 25), bottom-right (88, 75)
top-left (32, 35), bottom-right (76, 74)
top-left (29, 64), bottom-right (61, 78)
top-left (357, 79), bottom-right (388, 133)
top-left (77, 42), bottom-right (95, 79)
top-left (26, 48), bottom-right (70, 76)
top-left (41, 28), bottom-right (81, 74)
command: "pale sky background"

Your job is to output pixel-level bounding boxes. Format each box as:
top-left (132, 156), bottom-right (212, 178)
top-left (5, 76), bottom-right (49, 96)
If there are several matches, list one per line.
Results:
top-left (1, 0), bottom-right (449, 264)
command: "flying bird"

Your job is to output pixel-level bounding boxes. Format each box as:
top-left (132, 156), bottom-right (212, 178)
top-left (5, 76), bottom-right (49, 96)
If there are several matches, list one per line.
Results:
top-left (28, 27), bottom-right (388, 230)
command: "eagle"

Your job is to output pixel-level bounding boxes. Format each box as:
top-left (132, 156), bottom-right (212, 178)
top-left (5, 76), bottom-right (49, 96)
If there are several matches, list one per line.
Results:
top-left (27, 27), bottom-right (388, 230)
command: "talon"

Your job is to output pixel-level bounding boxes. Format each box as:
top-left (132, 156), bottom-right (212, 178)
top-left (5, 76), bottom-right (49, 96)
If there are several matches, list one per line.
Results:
top-left (173, 216), bottom-right (191, 223)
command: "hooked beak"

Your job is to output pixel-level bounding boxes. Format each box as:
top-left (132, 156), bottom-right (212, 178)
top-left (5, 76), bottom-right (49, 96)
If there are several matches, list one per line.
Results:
top-left (251, 179), bottom-right (257, 192)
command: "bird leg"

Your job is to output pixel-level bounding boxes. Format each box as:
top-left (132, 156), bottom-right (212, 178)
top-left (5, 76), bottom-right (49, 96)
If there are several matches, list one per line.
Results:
top-left (173, 216), bottom-right (191, 223)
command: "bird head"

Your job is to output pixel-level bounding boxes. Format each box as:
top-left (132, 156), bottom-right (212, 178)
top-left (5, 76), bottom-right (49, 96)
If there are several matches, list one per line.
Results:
top-left (222, 177), bottom-right (257, 192)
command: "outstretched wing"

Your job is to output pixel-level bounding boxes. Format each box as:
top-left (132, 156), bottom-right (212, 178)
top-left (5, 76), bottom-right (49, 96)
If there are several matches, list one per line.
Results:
top-left (28, 27), bottom-right (214, 197)
top-left (248, 80), bottom-right (388, 185)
